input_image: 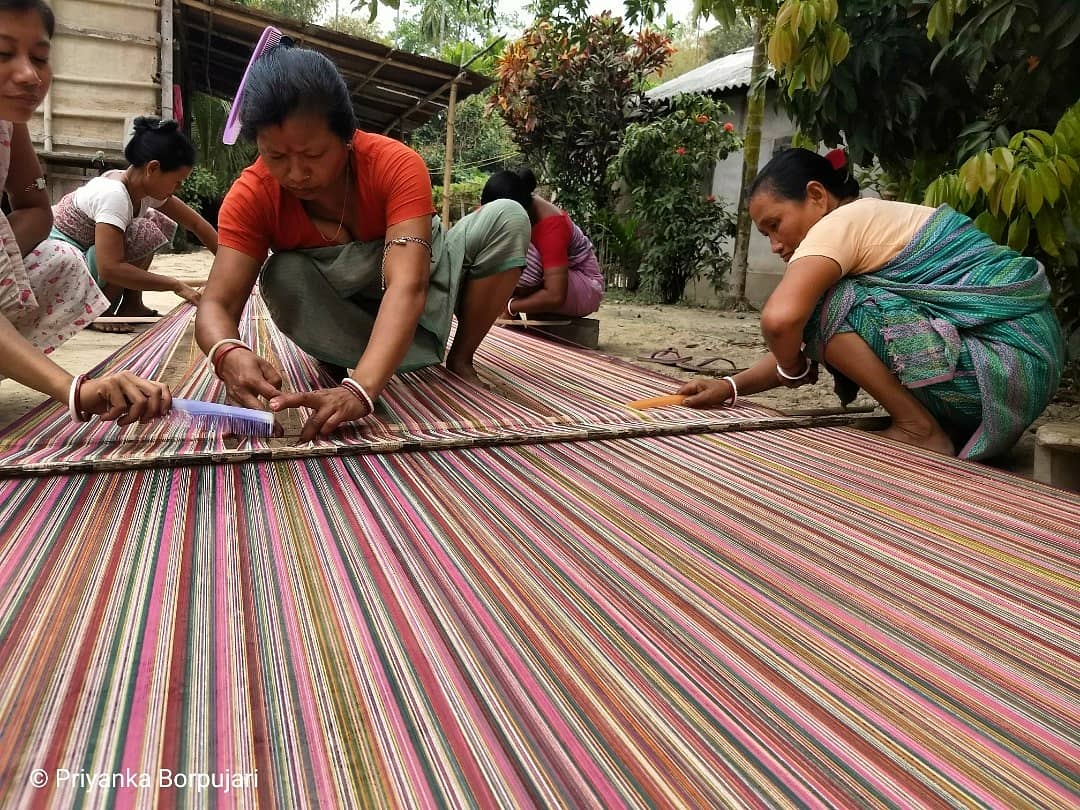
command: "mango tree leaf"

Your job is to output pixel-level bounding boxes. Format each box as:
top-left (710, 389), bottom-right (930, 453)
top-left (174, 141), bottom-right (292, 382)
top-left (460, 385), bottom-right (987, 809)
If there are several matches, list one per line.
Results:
top-left (1025, 170), bottom-right (1044, 216)
top-left (1039, 163), bottom-right (1062, 206)
top-left (960, 157), bottom-right (982, 196)
top-left (973, 210), bottom-right (1005, 243)
top-left (1007, 214), bottom-right (1031, 252)
top-left (1034, 208), bottom-right (1061, 256)
top-left (1001, 168), bottom-right (1023, 217)
top-left (980, 151), bottom-right (997, 192)
top-left (1057, 157), bottom-right (1074, 187)
top-left (992, 147), bottom-right (1014, 172)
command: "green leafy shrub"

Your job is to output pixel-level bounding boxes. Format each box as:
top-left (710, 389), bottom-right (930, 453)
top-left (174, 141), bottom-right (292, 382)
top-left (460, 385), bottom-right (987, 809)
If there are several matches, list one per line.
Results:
top-left (491, 14), bottom-right (674, 227)
top-left (590, 208), bottom-right (644, 290)
top-left (432, 173), bottom-right (488, 222)
top-left (610, 94), bottom-right (741, 303)
top-left (925, 101), bottom-right (1080, 387)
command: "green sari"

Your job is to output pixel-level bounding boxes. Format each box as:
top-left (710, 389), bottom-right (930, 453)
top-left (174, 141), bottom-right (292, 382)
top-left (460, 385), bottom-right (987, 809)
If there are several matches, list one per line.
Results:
top-left (259, 199), bottom-right (529, 373)
top-left (804, 205), bottom-right (1064, 460)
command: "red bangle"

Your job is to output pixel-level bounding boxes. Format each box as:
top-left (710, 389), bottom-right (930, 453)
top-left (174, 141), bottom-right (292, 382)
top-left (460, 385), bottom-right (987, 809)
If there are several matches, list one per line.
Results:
top-left (340, 378), bottom-right (374, 416)
top-left (212, 343), bottom-right (246, 377)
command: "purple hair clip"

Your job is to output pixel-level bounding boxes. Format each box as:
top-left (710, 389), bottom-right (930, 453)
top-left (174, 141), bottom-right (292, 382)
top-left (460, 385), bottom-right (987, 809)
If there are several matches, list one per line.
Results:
top-left (222, 26), bottom-right (284, 145)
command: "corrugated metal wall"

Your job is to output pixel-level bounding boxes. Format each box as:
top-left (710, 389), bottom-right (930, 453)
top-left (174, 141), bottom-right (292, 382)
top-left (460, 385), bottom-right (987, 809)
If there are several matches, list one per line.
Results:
top-left (30, 0), bottom-right (162, 161)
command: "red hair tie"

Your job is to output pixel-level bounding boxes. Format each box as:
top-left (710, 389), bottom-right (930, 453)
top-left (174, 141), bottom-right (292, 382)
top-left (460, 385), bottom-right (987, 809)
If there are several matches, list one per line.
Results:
top-left (825, 148), bottom-right (847, 171)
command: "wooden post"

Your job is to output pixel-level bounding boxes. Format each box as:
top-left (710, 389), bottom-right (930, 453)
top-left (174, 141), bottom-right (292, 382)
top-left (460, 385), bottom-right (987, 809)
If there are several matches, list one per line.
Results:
top-left (728, 17), bottom-right (767, 309)
top-left (440, 75), bottom-right (460, 225)
top-left (43, 88), bottom-right (53, 152)
top-left (160, 0), bottom-right (174, 120)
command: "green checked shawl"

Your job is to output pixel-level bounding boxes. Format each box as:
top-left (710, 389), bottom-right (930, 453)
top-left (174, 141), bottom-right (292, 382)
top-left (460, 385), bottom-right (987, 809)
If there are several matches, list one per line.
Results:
top-left (805, 205), bottom-right (1064, 460)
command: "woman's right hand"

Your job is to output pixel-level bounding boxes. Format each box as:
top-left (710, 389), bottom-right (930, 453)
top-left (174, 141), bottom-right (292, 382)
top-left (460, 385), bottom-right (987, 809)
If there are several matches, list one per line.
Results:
top-left (174, 281), bottom-right (202, 306)
top-left (80, 372), bottom-right (172, 425)
top-left (678, 378), bottom-right (736, 408)
top-left (216, 348), bottom-right (284, 410)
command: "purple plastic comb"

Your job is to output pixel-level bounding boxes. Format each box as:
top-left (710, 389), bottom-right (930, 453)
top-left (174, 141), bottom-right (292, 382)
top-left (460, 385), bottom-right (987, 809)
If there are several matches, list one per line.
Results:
top-left (171, 399), bottom-right (275, 437)
top-left (222, 26), bottom-right (283, 145)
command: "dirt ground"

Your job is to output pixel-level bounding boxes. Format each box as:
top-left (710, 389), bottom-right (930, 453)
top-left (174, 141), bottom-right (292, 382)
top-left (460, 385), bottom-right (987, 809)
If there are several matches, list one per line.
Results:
top-left (2, 249), bottom-right (1077, 480)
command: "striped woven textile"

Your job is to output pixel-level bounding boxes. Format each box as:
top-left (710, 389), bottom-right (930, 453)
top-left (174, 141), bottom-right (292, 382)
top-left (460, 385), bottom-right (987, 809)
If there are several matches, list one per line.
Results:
top-left (1, 430), bottom-right (1076, 808)
top-left (0, 298), bottom-right (781, 476)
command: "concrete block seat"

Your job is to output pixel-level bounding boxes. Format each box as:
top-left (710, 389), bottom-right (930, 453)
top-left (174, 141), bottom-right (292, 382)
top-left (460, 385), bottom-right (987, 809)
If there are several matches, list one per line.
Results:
top-left (495, 314), bottom-right (600, 349)
top-left (1034, 421), bottom-right (1080, 492)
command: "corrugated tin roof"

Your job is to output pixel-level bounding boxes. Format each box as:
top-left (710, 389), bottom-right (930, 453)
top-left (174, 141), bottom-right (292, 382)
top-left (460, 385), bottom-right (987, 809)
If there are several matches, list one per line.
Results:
top-left (177, 0), bottom-right (491, 136)
top-left (647, 46), bottom-right (766, 100)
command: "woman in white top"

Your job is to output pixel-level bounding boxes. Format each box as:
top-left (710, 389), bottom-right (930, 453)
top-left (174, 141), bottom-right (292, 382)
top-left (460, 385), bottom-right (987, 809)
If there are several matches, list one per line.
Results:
top-left (51, 117), bottom-right (218, 331)
top-left (0, 0), bottom-right (170, 423)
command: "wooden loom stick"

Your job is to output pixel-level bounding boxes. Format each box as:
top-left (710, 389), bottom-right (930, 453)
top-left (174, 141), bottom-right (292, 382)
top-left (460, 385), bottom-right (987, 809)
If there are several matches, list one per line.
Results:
top-left (94, 316), bottom-right (163, 324)
top-left (0, 412), bottom-right (892, 480)
top-left (495, 318), bottom-right (572, 327)
top-left (779, 405), bottom-right (878, 417)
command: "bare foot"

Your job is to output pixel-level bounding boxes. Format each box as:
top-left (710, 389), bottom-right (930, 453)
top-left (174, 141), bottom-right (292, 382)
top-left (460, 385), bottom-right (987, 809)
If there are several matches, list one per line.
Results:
top-left (88, 320), bottom-right (135, 334)
top-left (116, 302), bottom-right (160, 318)
top-left (446, 358), bottom-right (482, 387)
top-left (873, 420), bottom-right (956, 456)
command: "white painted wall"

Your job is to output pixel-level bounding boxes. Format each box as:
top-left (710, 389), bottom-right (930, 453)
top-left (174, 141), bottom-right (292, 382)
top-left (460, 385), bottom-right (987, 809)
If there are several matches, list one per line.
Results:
top-left (683, 87), bottom-right (797, 309)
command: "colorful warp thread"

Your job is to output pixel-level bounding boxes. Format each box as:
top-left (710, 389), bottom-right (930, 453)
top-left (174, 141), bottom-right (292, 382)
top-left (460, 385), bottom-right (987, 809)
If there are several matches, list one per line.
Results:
top-left (0, 430), bottom-right (1076, 807)
top-left (0, 298), bottom-right (778, 476)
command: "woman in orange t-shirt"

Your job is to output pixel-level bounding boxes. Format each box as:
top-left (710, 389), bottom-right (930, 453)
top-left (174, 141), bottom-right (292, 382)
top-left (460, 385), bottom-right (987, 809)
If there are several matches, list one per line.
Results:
top-left (195, 45), bottom-right (529, 441)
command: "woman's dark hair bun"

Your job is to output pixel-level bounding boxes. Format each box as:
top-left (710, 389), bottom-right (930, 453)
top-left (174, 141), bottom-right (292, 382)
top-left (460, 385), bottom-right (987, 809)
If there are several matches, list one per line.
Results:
top-left (125, 116), bottom-right (194, 171)
top-left (515, 168), bottom-right (538, 195)
top-left (748, 147), bottom-right (860, 203)
top-left (132, 116), bottom-right (179, 135)
top-left (480, 168), bottom-right (536, 212)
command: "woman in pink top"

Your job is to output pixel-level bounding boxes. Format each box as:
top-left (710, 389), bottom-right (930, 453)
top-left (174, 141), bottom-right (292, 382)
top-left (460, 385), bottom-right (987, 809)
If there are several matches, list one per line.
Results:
top-left (481, 168), bottom-right (603, 319)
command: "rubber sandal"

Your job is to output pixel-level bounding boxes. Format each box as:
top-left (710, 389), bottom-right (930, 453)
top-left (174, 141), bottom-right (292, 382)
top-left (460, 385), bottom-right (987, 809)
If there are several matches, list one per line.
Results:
top-left (674, 356), bottom-right (746, 376)
top-left (635, 348), bottom-right (691, 366)
top-left (88, 320), bottom-right (135, 334)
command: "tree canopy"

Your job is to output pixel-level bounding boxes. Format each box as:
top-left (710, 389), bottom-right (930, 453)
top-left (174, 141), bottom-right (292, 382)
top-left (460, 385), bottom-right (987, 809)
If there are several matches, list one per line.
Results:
top-left (768, 1), bottom-right (1079, 181)
top-left (491, 13), bottom-right (674, 223)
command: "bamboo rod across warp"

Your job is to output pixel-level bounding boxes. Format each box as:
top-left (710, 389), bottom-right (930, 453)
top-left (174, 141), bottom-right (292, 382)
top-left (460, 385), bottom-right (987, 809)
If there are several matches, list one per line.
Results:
top-left (0, 298), bottom-right (879, 477)
top-left (0, 431), bottom-right (1076, 807)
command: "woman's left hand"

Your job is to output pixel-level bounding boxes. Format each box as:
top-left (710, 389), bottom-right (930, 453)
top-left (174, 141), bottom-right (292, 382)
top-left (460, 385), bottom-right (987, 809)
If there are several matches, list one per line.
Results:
top-left (269, 386), bottom-right (372, 442)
